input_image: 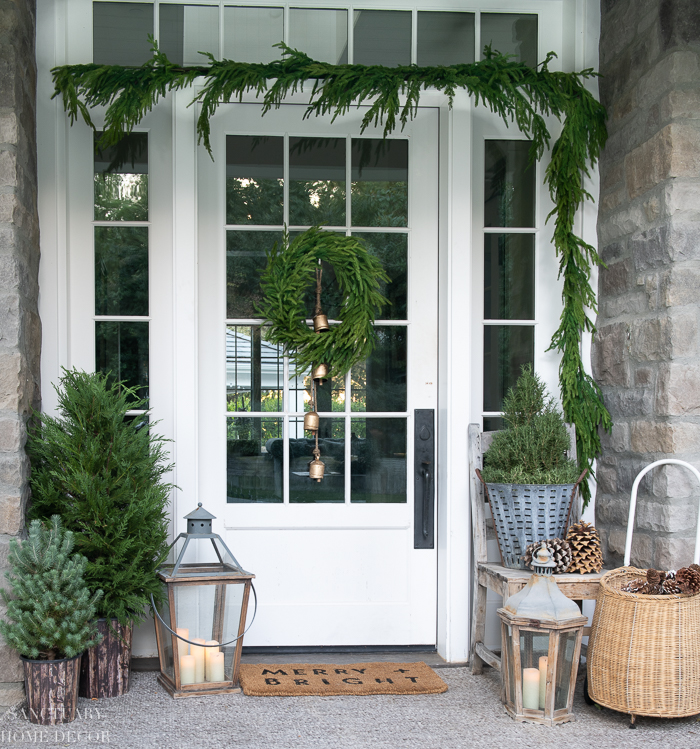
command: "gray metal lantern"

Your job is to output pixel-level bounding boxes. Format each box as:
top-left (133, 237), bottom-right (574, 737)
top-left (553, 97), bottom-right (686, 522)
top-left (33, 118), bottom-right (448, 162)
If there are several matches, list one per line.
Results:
top-left (152, 503), bottom-right (256, 698)
top-left (498, 544), bottom-right (587, 725)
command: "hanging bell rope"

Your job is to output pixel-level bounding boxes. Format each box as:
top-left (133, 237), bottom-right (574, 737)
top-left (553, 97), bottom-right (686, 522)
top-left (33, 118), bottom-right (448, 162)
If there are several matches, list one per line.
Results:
top-left (304, 376), bottom-right (319, 432)
top-left (313, 259), bottom-right (330, 333)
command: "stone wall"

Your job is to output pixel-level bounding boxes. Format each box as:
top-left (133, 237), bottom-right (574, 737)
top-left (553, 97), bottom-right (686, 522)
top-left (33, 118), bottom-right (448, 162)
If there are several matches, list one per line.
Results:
top-left (593, 0), bottom-right (700, 569)
top-left (0, 0), bottom-right (40, 711)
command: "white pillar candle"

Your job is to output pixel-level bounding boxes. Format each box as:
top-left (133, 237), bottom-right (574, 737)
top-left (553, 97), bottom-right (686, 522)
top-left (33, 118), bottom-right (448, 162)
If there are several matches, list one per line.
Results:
top-left (204, 640), bottom-right (220, 682)
top-left (538, 656), bottom-right (548, 709)
top-left (175, 628), bottom-right (189, 656)
top-left (208, 652), bottom-right (225, 683)
top-left (179, 655), bottom-right (196, 686)
top-left (523, 668), bottom-right (540, 710)
top-left (190, 638), bottom-right (206, 683)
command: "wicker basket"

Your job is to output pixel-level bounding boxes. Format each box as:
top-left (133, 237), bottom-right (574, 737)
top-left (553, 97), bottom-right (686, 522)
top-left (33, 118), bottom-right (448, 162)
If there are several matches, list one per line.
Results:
top-left (586, 458), bottom-right (700, 719)
top-left (476, 469), bottom-right (585, 569)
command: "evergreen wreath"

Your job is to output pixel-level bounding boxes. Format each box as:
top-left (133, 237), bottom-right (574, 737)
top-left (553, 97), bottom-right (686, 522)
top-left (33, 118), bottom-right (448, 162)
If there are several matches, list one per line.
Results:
top-left (50, 41), bottom-right (612, 506)
top-left (257, 227), bottom-right (389, 377)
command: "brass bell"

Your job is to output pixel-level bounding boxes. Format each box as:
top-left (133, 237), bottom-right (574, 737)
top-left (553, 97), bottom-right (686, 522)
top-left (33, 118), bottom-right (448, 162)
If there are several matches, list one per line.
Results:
top-left (313, 313), bottom-right (330, 333)
top-left (311, 363), bottom-right (329, 383)
top-left (308, 457), bottom-right (325, 482)
top-left (303, 410), bottom-right (320, 432)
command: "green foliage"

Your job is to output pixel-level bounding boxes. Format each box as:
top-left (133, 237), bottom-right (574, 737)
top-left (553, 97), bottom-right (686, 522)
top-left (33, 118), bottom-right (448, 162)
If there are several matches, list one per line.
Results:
top-left (0, 516), bottom-right (102, 660)
top-left (256, 228), bottom-right (389, 378)
top-left (481, 366), bottom-right (580, 485)
top-left (49, 39), bottom-right (612, 507)
top-left (27, 370), bottom-right (173, 626)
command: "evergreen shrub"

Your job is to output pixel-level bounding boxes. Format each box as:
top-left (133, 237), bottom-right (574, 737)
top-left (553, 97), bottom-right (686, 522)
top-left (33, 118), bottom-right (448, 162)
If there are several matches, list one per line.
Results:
top-left (481, 365), bottom-right (580, 485)
top-left (0, 516), bottom-right (102, 660)
top-left (27, 369), bottom-right (173, 626)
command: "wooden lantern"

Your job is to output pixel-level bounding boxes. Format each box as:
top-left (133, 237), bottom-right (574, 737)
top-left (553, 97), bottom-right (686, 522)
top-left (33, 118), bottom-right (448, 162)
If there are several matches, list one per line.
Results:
top-left (152, 503), bottom-right (256, 698)
top-left (498, 544), bottom-right (586, 725)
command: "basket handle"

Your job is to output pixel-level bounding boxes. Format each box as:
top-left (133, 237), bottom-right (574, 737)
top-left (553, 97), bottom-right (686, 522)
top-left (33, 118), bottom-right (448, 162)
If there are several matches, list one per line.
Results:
top-left (625, 459), bottom-right (700, 566)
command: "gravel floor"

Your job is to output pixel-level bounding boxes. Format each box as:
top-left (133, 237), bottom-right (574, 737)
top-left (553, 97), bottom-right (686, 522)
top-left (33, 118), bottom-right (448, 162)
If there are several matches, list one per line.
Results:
top-left (1, 668), bottom-right (699, 749)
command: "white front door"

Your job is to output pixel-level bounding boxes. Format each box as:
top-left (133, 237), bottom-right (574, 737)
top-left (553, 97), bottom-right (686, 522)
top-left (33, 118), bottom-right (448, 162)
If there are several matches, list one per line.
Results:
top-left (197, 103), bottom-right (438, 646)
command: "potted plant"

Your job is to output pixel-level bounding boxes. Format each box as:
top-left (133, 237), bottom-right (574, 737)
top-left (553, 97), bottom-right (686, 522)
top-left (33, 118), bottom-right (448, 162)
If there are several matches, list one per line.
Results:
top-left (478, 365), bottom-right (584, 568)
top-left (26, 369), bottom-right (173, 698)
top-left (0, 517), bottom-right (102, 725)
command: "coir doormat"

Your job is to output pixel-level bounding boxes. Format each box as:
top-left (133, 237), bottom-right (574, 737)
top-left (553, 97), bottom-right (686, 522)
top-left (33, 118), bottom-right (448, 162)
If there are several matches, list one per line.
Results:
top-left (239, 662), bottom-right (448, 696)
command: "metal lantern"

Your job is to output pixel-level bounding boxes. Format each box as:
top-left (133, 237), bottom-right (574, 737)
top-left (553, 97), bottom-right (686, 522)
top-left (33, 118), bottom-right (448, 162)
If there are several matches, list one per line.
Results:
top-left (498, 544), bottom-right (587, 725)
top-left (152, 503), bottom-right (256, 698)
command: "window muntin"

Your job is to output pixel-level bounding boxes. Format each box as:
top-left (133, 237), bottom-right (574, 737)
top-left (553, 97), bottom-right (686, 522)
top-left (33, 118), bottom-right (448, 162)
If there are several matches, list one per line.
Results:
top-left (159, 4), bottom-right (220, 65)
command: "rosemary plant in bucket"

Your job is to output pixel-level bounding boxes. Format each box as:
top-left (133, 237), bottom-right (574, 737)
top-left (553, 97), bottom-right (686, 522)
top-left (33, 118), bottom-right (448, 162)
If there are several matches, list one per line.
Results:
top-left (479, 366), bottom-right (583, 568)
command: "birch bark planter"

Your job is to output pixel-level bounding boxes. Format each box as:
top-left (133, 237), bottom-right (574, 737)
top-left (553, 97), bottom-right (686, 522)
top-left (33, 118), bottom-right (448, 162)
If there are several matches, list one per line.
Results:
top-left (21, 654), bottom-right (82, 725)
top-left (79, 619), bottom-right (133, 698)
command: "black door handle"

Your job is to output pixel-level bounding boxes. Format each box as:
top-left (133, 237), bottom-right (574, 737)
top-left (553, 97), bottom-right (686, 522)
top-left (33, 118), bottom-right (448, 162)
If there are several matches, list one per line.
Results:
top-left (414, 410), bottom-right (434, 549)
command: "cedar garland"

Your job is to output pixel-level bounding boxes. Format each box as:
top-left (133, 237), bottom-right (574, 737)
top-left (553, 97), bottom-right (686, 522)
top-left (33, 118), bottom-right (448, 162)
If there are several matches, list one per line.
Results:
top-left (50, 40), bottom-right (612, 506)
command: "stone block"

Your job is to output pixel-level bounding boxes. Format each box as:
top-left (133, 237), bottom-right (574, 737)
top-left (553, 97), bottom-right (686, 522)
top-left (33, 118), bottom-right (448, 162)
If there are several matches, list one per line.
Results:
top-left (600, 241), bottom-right (625, 263)
top-left (636, 498), bottom-right (698, 533)
top-left (630, 317), bottom-right (669, 360)
top-left (601, 259), bottom-right (632, 297)
top-left (600, 188), bottom-right (627, 215)
top-left (0, 682), bottom-right (24, 709)
top-left (635, 366), bottom-right (653, 386)
top-left (0, 193), bottom-right (14, 223)
top-left (667, 421), bottom-right (700, 452)
top-left (0, 419), bottom-right (22, 453)
top-left (0, 113), bottom-right (18, 146)
top-left (662, 266), bottom-right (700, 307)
top-left (637, 51), bottom-right (700, 110)
top-left (617, 457), bottom-right (654, 494)
top-left (607, 422), bottom-right (630, 452)
top-left (631, 225), bottom-right (672, 271)
top-left (601, 160), bottom-right (625, 191)
top-left (654, 536), bottom-right (695, 569)
top-left (0, 493), bottom-right (23, 535)
top-left (601, 291), bottom-right (648, 319)
top-left (660, 89), bottom-right (700, 121)
top-left (631, 421), bottom-right (674, 453)
top-left (652, 463), bottom-right (697, 498)
top-left (595, 493), bottom-right (628, 526)
top-left (597, 200), bottom-right (647, 245)
top-left (0, 352), bottom-right (23, 412)
top-left (0, 454), bottom-right (26, 489)
top-left (596, 464), bottom-right (618, 495)
top-left (592, 323), bottom-right (630, 386)
top-left (659, 0), bottom-right (700, 52)
top-left (656, 363), bottom-right (700, 415)
top-left (0, 643), bottom-right (22, 683)
top-left (605, 388), bottom-right (653, 417)
top-left (0, 149), bottom-right (17, 189)
top-left (608, 528), bottom-right (652, 568)
top-left (0, 294), bottom-right (21, 349)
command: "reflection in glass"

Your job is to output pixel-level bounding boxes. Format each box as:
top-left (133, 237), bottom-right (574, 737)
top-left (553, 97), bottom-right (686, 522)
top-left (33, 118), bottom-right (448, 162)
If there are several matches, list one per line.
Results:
top-left (484, 234), bottom-right (535, 320)
top-left (159, 3), bottom-right (219, 65)
top-left (95, 227), bottom-right (149, 316)
top-left (483, 416), bottom-right (504, 432)
top-left (483, 325), bottom-right (534, 412)
top-left (223, 6), bottom-right (284, 63)
top-left (154, 585), bottom-right (174, 682)
top-left (95, 321), bottom-right (149, 399)
top-left (288, 368), bottom-right (345, 414)
top-left (417, 12), bottom-right (475, 66)
top-left (226, 417), bottom-right (283, 503)
top-left (555, 631), bottom-right (577, 710)
top-left (484, 141), bottom-right (535, 228)
top-left (226, 136), bottom-right (283, 225)
top-left (352, 327), bottom-right (407, 413)
top-left (350, 418), bottom-right (406, 503)
top-left (352, 139), bottom-right (408, 227)
top-left (353, 10), bottom-right (411, 66)
top-left (481, 13), bottom-right (538, 68)
top-left (352, 233), bottom-right (407, 319)
top-left (226, 325), bottom-right (283, 412)
top-left (289, 137), bottom-right (346, 227)
top-left (289, 418), bottom-right (344, 503)
top-left (93, 2), bottom-right (154, 66)
top-left (94, 132), bottom-right (148, 221)
top-left (289, 8), bottom-right (348, 64)
top-left (226, 231), bottom-right (283, 318)
top-left (518, 630), bottom-right (550, 706)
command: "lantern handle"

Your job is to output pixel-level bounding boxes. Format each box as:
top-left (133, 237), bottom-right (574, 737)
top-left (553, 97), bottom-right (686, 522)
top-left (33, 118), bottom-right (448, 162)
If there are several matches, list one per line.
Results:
top-left (149, 582), bottom-right (258, 648)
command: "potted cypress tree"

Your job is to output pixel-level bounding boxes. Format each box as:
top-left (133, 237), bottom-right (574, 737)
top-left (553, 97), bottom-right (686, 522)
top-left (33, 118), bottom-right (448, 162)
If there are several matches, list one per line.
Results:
top-left (478, 365), bottom-right (585, 568)
top-left (0, 517), bottom-right (102, 725)
top-left (27, 369), bottom-right (173, 698)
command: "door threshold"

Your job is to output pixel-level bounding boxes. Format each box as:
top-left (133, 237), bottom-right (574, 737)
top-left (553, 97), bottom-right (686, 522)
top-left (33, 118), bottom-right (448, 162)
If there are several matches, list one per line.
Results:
top-left (240, 646), bottom-right (462, 669)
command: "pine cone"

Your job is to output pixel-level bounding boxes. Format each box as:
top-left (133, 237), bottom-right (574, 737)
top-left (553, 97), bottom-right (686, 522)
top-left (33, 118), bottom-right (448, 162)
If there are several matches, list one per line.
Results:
top-left (524, 538), bottom-right (572, 573)
top-left (660, 572), bottom-right (681, 595)
top-left (565, 521), bottom-right (604, 574)
top-left (622, 577), bottom-right (647, 593)
top-left (676, 566), bottom-right (700, 595)
top-left (646, 568), bottom-right (662, 586)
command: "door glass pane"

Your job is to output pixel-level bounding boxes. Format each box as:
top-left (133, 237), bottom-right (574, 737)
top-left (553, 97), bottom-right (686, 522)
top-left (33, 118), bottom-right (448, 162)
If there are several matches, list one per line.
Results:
top-left (417, 12), bottom-right (475, 66)
top-left (351, 327), bottom-right (406, 413)
top-left (226, 325), bottom-right (283, 412)
top-left (483, 325), bottom-right (534, 412)
top-left (290, 368), bottom-right (345, 414)
top-left (481, 13), bottom-right (538, 68)
top-left (353, 10), bottom-right (411, 67)
top-left (289, 8), bottom-right (348, 64)
top-left (484, 141), bottom-right (535, 228)
top-left (226, 417), bottom-right (283, 503)
top-left (289, 137), bottom-right (346, 227)
top-left (95, 321), bottom-right (149, 399)
top-left (484, 234), bottom-right (535, 320)
top-left (223, 6), bottom-right (284, 63)
top-left (351, 418), bottom-right (406, 503)
top-left (93, 2), bottom-right (154, 66)
top-left (352, 140), bottom-right (408, 228)
top-left (159, 4), bottom-right (219, 65)
top-left (95, 227), bottom-right (149, 316)
top-left (94, 132), bottom-right (148, 221)
top-left (352, 233), bottom-right (407, 320)
top-left (289, 418), bottom-right (344, 503)
top-left (226, 230), bottom-right (283, 318)
top-left (226, 136), bottom-right (284, 226)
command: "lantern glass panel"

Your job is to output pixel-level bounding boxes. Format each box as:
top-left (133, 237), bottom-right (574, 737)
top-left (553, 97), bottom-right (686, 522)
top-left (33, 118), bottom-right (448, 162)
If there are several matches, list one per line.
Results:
top-left (169, 536), bottom-right (242, 576)
top-left (504, 624), bottom-right (515, 703)
top-left (555, 630), bottom-right (578, 710)
top-left (154, 588), bottom-right (175, 682)
top-left (519, 629), bottom-right (550, 710)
